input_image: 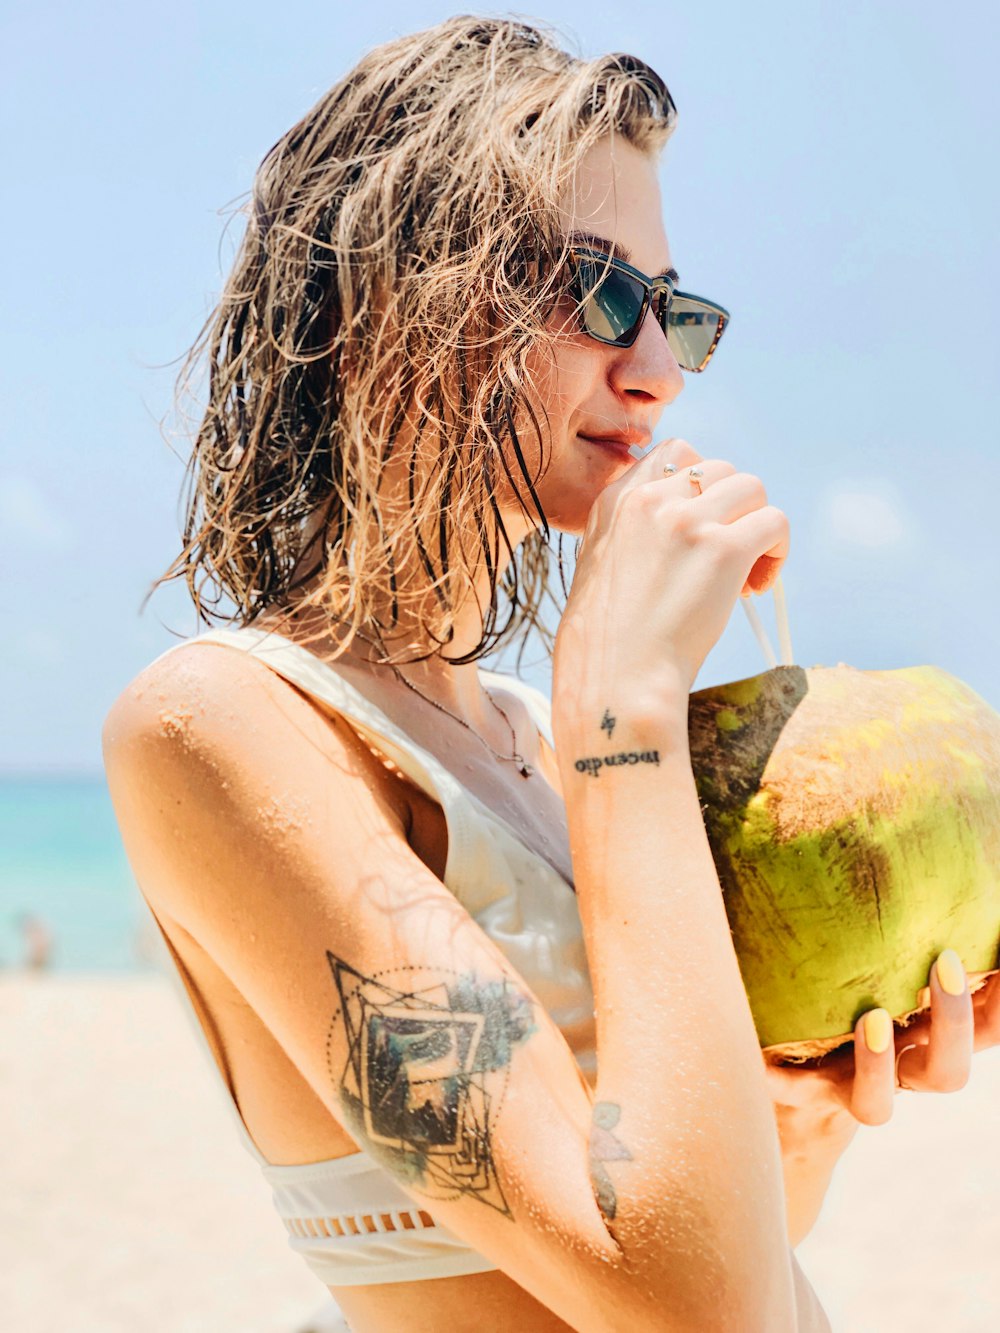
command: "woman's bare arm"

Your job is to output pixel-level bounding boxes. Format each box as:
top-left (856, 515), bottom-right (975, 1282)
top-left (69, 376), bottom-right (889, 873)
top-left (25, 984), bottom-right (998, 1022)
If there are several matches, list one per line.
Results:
top-left (553, 688), bottom-right (831, 1330)
top-left (103, 642), bottom-right (828, 1330)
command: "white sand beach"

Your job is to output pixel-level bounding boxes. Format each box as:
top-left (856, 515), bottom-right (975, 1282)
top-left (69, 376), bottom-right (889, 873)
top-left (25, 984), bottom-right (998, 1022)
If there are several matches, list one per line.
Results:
top-left (2, 972), bottom-right (338, 1333)
top-left (3, 968), bottom-right (998, 1333)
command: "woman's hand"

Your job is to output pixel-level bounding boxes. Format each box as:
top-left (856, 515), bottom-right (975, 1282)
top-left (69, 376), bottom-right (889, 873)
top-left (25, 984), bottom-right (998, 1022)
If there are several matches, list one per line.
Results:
top-left (763, 948), bottom-right (1000, 1131)
top-left (765, 949), bottom-right (1000, 1247)
top-left (553, 438), bottom-right (791, 722)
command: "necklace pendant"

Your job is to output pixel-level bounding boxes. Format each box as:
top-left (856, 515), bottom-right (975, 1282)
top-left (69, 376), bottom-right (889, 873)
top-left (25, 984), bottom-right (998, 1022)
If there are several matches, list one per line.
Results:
top-left (518, 762), bottom-right (533, 778)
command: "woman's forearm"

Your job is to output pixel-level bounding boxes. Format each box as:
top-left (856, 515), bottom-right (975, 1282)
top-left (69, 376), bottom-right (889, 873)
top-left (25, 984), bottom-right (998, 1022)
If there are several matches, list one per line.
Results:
top-left (555, 696), bottom-right (814, 1326)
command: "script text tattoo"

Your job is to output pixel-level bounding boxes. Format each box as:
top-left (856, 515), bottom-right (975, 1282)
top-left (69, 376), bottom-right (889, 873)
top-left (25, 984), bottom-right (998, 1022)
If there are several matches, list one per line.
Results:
top-left (573, 750), bottom-right (661, 779)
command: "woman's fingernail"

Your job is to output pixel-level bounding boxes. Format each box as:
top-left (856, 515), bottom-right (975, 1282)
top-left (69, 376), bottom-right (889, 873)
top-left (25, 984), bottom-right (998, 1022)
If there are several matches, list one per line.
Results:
top-left (863, 1008), bottom-right (892, 1054)
top-left (936, 948), bottom-right (966, 997)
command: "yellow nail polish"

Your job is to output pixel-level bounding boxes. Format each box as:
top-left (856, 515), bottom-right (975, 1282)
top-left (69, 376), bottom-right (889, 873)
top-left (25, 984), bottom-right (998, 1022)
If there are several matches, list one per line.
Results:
top-left (863, 1008), bottom-right (892, 1054)
top-left (936, 948), bottom-right (966, 996)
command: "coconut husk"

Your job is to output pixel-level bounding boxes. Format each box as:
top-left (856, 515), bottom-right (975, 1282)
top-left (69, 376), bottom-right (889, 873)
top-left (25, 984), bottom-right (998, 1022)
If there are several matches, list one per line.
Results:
top-left (687, 663), bottom-right (1000, 1063)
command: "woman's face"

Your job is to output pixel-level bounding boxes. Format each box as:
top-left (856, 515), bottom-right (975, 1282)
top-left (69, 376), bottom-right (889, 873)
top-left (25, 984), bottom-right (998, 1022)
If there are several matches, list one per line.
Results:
top-left (507, 135), bottom-right (684, 537)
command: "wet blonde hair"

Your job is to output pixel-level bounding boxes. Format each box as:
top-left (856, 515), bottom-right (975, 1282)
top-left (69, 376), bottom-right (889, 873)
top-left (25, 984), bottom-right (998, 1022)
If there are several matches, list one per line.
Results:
top-left (146, 14), bottom-right (676, 669)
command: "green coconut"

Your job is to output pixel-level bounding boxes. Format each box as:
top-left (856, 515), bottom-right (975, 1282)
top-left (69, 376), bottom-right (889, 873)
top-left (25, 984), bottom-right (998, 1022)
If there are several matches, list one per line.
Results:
top-left (687, 663), bottom-right (1000, 1063)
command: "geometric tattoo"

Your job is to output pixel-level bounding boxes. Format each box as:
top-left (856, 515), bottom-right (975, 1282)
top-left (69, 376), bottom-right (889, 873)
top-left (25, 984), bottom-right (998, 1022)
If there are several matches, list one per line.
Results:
top-left (588, 1101), bottom-right (632, 1223)
top-left (325, 951), bottom-right (538, 1218)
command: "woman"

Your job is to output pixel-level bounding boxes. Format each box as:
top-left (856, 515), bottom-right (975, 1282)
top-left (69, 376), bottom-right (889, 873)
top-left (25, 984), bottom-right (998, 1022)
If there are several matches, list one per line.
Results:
top-left (103, 16), bottom-right (993, 1332)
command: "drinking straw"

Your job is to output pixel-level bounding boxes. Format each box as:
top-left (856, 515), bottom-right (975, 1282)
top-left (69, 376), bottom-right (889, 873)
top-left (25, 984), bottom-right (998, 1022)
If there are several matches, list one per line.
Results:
top-left (772, 574), bottom-right (794, 666)
top-left (739, 573), bottom-right (794, 670)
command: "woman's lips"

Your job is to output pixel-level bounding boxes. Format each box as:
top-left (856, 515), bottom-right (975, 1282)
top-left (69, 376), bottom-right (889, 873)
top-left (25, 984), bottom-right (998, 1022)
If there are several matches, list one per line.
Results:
top-left (578, 434), bottom-right (636, 460)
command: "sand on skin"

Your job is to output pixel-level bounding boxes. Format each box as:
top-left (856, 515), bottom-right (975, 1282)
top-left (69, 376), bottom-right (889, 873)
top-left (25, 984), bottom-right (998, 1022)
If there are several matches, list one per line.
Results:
top-left (3, 969), bottom-right (998, 1332)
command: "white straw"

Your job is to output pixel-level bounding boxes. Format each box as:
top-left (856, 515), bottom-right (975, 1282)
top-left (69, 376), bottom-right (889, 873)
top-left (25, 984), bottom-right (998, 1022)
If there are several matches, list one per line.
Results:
top-left (740, 595), bottom-right (778, 669)
top-left (772, 574), bottom-right (795, 666)
top-left (739, 573), bottom-right (795, 671)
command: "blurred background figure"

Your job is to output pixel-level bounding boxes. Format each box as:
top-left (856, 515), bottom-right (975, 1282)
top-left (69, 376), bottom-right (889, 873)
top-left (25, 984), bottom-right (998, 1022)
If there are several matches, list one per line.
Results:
top-left (15, 911), bottom-right (53, 971)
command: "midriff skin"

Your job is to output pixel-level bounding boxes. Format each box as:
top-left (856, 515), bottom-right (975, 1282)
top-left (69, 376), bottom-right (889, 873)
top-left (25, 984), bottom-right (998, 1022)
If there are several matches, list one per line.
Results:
top-left (152, 645), bottom-right (586, 1333)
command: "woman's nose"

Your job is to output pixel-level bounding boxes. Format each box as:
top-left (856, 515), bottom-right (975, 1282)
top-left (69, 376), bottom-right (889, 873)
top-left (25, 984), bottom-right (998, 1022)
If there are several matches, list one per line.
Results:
top-left (611, 305), bottom-right (685, 406)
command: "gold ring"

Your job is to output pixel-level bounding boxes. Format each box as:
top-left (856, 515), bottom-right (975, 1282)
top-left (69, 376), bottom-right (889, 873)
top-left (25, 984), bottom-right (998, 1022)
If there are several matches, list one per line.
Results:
top-left (688, 466), bottom-right (704, 495)
top-left (662, 462), bottom-right (678, 476)
top-left (895, 1041), bottom-right (920, 1091)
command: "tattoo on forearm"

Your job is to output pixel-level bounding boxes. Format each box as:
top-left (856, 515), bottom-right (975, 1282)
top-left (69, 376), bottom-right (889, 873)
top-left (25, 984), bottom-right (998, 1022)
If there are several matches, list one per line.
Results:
top-left (573, 749), bottom-right (660, 778)
top-left (589, 1101), bottom-right (632, 1223)
top-left (325, 951), bottom-right (537, 1218)
top-left (600, 708), bottom-right (616, 739)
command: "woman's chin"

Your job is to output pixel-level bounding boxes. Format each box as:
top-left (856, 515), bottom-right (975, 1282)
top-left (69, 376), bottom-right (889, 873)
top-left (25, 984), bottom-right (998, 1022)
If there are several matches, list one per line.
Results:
top-left (535, 483), bottom-right (605, 533)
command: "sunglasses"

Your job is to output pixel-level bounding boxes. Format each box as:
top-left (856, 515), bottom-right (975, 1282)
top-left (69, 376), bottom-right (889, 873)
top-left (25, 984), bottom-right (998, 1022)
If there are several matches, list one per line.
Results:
top-left (567, 246), bottom-right (730, 372)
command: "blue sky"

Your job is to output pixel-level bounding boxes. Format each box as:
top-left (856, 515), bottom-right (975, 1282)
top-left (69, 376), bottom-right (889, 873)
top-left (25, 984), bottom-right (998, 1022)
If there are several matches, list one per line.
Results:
top-left (3, 1), bottom-right (998, 773)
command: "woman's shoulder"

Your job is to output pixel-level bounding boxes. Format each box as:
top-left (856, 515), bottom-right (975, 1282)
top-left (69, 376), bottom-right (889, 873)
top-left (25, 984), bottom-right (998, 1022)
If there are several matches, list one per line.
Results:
top-left (107, 632), bottom-right (345, 744)
top-left (103, 636), bottom-right (415, 839)
top-left (104, 636), bottom-right (281, 746)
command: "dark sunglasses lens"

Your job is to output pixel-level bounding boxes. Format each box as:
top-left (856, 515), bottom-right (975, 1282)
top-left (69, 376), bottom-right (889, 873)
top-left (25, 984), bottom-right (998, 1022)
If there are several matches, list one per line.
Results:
top-left (573, 257), bottom-right (645, 344)
top-left (666, 296), bottom-right (723, 371)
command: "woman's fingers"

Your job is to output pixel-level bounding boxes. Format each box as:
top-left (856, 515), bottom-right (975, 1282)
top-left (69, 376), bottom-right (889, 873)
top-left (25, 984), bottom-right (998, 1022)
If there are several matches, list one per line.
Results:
top-left (852, 950), bottom-right (975, 1126)
top-left (851, 1008), bottom-right (896, 1125)
top-left (971, 966), bottom-right (1000, 1052)
top-left (848, 949), bottom-right (976, 1125)
top-left (620, 436), bottom-right (703, 493)
top-left (898, 950), bottom-right (974, 1093)
top-left (769, 950), bottom-right (985, 1130)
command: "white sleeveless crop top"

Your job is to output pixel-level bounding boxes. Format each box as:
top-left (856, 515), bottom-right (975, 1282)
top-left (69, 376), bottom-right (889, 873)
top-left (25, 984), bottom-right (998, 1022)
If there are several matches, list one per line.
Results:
top-left (143, 625), bottom-right (595, 1289)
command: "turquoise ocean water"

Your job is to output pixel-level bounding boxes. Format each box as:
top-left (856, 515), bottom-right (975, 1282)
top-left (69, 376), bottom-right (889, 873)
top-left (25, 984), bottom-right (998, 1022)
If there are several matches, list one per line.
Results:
top-left (0, 775), bottom-right (154, 973)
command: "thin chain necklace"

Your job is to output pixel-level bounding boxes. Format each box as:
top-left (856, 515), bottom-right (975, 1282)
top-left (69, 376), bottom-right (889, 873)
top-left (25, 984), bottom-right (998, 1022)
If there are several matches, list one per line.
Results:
top-left (351, 627), bottom-right (534, 779)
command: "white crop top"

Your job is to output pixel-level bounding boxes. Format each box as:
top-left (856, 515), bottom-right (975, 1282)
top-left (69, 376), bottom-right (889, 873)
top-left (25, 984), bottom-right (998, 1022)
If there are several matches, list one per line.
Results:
top-left (143, 625), bottom-right (596, 1289)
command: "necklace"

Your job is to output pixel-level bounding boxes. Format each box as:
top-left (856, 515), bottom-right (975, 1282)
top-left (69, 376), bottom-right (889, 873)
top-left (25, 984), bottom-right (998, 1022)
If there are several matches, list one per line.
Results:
top-left (351, 627), bottom-right (534, 779)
